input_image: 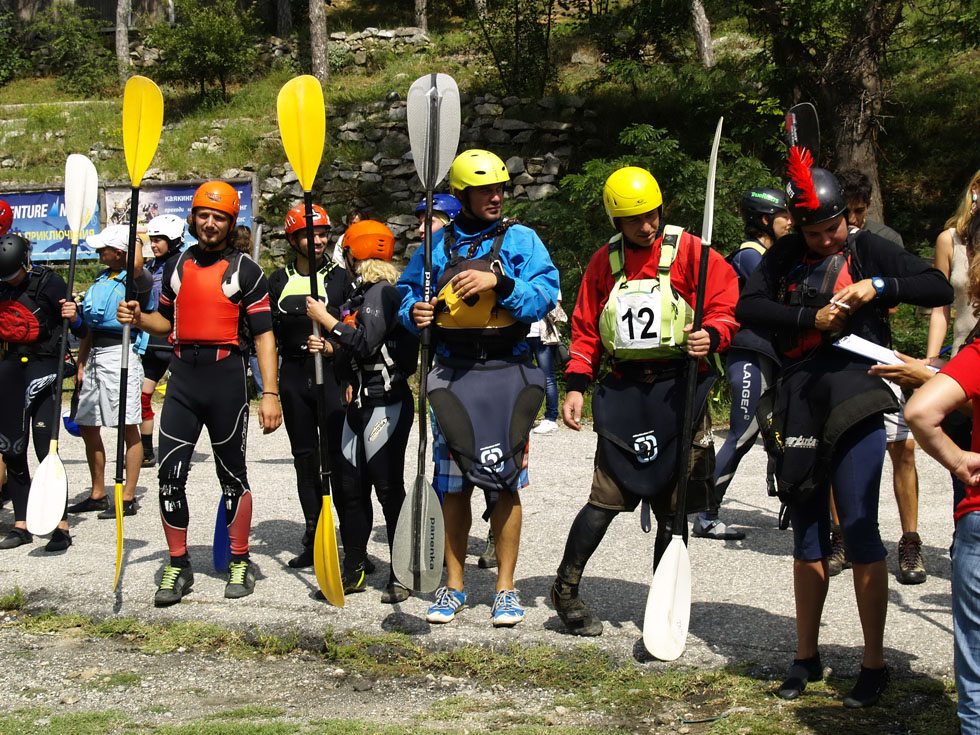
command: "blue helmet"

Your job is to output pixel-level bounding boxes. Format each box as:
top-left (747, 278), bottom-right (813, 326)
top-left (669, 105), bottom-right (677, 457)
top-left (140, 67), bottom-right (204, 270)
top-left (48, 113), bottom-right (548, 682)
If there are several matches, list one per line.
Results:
top-left (415, 194), bottom-right (462, 221)
top-left (62, 409), bottom-right (81, 438)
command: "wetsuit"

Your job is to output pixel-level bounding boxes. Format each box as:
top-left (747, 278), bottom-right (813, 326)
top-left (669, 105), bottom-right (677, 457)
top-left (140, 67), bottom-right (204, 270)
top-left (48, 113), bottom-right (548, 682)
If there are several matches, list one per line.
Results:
top-left (710, 240), bottom-right (778, 512)
top-left (0, 267), bottom-right (84, 522)
top-left (268, 260), bottom-right (350, 556)
top-left (556, 227), bottom-right (739, 601)
top-left (154, 245), bottom-right (272, 562)
top-left (736, 229), bottom-right (952, 562)
top-left (329, 277), bottom-right (418, 576)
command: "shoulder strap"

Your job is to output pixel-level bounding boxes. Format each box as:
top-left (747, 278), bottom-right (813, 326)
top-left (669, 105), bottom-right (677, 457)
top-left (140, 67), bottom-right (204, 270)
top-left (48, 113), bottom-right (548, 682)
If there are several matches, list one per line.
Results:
top-left (736, 240), bottom-right (767, 257)
top-left (659, 225), bottom-right (684, 271)
top-left (607, 233), bottom-right (625, 281)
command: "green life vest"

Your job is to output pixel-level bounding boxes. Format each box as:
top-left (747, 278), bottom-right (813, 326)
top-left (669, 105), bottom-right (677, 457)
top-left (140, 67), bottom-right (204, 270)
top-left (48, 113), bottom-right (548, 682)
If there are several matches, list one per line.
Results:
top-left (598, 225), bottom-right (694, 361)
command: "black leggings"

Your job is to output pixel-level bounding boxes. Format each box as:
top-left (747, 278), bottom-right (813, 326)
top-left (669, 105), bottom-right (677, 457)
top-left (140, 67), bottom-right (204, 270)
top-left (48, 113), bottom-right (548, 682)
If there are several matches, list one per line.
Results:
top-left (334, 391), bottom-right (413, 571)
top-left (279, 356), bottom-right (345, 547)
top-left (158, 352), bottom-right (252, 559)
top-left (0, 357), bottom-right (58, 523)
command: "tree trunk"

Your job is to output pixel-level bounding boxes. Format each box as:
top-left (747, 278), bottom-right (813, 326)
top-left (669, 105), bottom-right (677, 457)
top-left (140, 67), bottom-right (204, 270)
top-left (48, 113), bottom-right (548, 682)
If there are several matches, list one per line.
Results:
top-left (825, 0), bottom-right (896, 223)
top-left (310, 0), bottom-right (329, 83)
top-left (115, 0), bottom-right (130, 85)
top-left (415, 0), bottom-right (427, 33)
top-left (689, 0), bottom-right (714, 68)
top-left (276, 0), bottom-right (293, 37)
top-left (474, 0), bottom-right (487, 20)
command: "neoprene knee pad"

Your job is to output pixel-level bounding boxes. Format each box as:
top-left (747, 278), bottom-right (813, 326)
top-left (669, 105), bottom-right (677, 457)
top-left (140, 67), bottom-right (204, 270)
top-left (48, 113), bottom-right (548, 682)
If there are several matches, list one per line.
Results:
top-left (140, 391), bottom-right (154, 422)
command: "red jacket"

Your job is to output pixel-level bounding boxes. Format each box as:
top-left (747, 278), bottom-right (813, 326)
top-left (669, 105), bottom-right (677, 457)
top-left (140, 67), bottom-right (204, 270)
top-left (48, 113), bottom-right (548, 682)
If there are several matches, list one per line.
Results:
top-left (566, 229), bottom-right (739, 387)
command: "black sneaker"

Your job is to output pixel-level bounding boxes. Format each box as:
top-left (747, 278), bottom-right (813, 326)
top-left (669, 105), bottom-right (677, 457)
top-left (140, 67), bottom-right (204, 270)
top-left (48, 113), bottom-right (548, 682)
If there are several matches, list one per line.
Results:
top-left (0, 527), bottom-right (33, 549)
top-left (154, 564), bottom-right (194, 607)
top-left (381, 572), bottom-right (409, 604)
top-left (342, 563), bottom-right (367, 593)
top-left (897, 532), bottom-right (927, 585)
top-left (225, 560), bottom-right (256, 599)
top-left (287, 547), bottom-right (314, 569)
top-left (142, 452), bottom-right (156, 468)
top-left (97, 499), bottom-right (138, 519)
top-left (44, 528), bottom-right (72, 552)
top-left (843, 665), bottom-right (890, 708)
top-left (67, 495), bottom-right (108, 513)
top-left (551, 578), bottom-right (603, 636)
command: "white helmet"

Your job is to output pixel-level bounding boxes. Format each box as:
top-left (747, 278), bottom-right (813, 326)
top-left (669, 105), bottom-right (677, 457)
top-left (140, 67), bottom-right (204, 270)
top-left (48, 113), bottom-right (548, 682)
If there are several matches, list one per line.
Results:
top-left (146, 213), bottom-right (185, 242)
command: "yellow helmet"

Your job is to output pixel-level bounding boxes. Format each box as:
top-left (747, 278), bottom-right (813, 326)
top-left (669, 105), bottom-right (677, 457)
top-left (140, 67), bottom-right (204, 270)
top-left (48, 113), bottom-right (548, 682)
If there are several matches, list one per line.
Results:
top-left (602, 167), bottom-right (663, 228)
top-left (449, 149), bottom-right (510, 192)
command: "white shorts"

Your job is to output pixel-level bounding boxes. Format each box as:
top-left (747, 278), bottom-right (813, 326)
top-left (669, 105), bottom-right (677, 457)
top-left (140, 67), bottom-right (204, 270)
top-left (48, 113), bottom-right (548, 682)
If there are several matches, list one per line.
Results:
top-left (75, 343), bottom-right (144, 427)
top-left (884, 379), bottom-right (910, 444)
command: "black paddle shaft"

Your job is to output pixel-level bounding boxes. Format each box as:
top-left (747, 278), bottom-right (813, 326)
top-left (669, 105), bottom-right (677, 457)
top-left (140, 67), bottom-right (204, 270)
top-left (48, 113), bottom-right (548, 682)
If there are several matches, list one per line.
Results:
top-left (303, 192), bottom-right (333, 498)
top-left (671, 241), bottom-right (711, 533)
top-left (114, 185), bottom-right (140, 488)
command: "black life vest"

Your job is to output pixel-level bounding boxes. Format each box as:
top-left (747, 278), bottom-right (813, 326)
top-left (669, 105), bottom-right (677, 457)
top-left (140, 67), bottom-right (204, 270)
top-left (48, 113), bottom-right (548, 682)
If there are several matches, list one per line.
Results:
top-left (0, 266), bottom-right (61, 358)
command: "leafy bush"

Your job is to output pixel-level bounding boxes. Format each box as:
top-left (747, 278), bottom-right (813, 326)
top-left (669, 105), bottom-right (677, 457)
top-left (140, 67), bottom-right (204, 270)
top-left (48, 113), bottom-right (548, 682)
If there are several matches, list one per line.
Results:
top-left (474, 0), bottom-right (557, 96)
top-left (145, 0), bottom-right (259, 97)
top-left (25, 3), bottom-right (116, 96)
top-left (0, 12), bottom-right (26, 86)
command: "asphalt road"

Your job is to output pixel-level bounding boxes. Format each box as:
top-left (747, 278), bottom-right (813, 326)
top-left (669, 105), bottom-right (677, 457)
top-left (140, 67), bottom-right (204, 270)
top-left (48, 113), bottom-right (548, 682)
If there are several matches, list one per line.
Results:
top-left (0, 411), bottom-right (957, 682)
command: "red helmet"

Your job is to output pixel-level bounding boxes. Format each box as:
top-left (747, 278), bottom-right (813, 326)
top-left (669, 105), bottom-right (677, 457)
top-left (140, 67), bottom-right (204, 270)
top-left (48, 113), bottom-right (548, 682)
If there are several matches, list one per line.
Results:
top-left (191, 181), bottom-right (240, 223)
top-left (343, 220), bottom-right (394, 262)
top-left (284, 203), bottom-right (330, 235)
top-left (0, 199), bottom-right (12, 237)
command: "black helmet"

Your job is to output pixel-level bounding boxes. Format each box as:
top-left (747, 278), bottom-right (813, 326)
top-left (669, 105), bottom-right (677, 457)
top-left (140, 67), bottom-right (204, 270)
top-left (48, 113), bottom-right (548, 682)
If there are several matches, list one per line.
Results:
top-left (741, 187), bottom-right (788, 237)
top-left (786, 166), bottom-right (847, 227)
top-left (0, 233), bottom-right (30, 281)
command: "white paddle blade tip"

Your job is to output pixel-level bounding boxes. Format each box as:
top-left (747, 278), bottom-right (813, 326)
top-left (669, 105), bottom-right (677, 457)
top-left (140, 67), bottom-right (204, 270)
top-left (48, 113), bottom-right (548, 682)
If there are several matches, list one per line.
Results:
top-left (642, 538), bottom-right (692, 661)
top-left (26, 454), bottom-right (68, 536)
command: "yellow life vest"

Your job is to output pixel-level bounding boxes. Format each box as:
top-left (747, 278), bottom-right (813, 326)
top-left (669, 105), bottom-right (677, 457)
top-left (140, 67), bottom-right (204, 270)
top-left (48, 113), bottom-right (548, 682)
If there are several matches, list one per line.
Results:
top-left (597, 225), bottom-right (694, 361)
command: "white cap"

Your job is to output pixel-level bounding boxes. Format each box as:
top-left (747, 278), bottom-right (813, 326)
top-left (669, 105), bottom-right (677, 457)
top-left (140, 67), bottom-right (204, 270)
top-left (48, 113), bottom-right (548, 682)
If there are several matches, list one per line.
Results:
top-left (88, 224), bottom-right (130, 252)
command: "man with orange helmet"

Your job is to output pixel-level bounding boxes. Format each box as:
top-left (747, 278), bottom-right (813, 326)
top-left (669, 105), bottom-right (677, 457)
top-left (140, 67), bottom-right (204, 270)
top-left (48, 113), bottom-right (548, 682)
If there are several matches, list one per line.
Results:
top-left (398, 149), bottom-right (559, 628)
top-left (307, 220), bottom-right (419, 602)
top-left (269, 202), bottom-right (351, 570)
top-left (118, 180), bottom-right (282, 606)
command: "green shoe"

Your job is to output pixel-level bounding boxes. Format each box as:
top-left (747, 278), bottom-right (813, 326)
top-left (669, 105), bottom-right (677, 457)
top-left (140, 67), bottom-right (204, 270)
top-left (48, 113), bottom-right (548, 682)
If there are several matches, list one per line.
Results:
top-left (225, 560), bottom-right (256, 599)
top-left (154, 564), bottom-right (194, 607)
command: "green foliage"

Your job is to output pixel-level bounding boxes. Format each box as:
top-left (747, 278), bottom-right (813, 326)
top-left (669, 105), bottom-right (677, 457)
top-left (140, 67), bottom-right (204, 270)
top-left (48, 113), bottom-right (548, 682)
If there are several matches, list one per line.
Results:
top-left (0, 585), bottom-right (24, 610)
top-left (25, 3), bottom-right (116, 97)
top-left (0, 12), bottom-right (27, 86)
top-left (474, 0), bottom-right (557, 96)
top-left (145, 0), bottom-right (259, 98)
top-left (512, 124), bottom-right (777, 308)
top-left (559, 0), bottom-right (691, 63)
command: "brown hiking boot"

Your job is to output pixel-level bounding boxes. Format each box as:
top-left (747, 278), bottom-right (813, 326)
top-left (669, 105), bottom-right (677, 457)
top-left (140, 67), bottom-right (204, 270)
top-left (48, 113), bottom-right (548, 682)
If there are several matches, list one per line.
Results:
top-left (827, 525), bottom-right (851, 577)
top-left (898, 531), bottom-right (926, 585)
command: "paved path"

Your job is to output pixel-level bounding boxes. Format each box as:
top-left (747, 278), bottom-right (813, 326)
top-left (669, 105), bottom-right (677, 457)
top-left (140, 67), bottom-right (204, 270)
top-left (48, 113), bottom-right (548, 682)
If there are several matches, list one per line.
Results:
top-left (0, 412), bottom-right (957, 681)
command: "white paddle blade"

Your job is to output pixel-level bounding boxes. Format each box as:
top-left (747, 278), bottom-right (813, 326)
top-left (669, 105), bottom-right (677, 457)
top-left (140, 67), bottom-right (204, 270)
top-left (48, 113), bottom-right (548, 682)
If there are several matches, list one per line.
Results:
top-left (407, 73), bottom-right (461, 189)
top-left (26, 452), bottom-right (68, 536)
top-left (64, 154), bottom-right (99, 238)
top-left (642, 537), bottom-right (692, 661)
top-left (392, 477), bottom-right (445, 593)
top-left (700, 117), bottom-right (723, 248)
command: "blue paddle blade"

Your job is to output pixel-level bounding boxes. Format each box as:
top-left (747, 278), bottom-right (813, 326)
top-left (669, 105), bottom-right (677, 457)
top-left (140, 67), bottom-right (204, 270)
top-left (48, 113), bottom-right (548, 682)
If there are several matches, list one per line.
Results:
top-left (213, 497), bottom-right (231, 573)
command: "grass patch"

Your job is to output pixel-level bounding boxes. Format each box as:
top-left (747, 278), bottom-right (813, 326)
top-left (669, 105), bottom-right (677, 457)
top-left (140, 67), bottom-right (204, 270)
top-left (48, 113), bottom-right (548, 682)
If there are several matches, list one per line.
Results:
top-left (205, 706), bottom-right (285, 720)
top-left (84, 671), bottom-right (142, 691)
top-left (0, 585), bottom-right (24, 610)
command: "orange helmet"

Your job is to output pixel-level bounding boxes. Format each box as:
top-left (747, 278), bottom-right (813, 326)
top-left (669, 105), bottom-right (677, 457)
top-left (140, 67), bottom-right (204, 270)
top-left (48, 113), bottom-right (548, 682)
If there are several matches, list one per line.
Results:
top-left (343, 220), bottom-right (394, 262)
top-left (284, 203), bottom-right (329, 236)
top-left (191, 181), bottom-right (240, 223)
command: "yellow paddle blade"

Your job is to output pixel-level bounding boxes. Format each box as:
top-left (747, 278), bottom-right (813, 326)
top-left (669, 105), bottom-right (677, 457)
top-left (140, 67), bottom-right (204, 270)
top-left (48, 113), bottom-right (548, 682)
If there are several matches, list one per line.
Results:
top-left (313, 498), bottom-right (344, 607)
top-left (276, 75), bottom-right (325, 193)
top-left (112, 483), bottom-right (124, 591)
top-left (122, 76), bottom-right (164, 187)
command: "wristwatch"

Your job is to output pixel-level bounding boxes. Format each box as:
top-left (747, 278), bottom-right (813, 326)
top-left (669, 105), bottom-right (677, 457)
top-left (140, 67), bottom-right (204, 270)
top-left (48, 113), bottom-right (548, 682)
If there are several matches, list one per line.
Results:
top-left (871, 277), bottom-right (886, 299)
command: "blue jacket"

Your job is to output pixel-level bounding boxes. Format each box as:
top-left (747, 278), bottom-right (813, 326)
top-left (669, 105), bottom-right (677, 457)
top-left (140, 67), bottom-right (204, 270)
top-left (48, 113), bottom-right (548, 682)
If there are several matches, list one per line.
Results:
top-left (397, 219), bottom-right (559, 358)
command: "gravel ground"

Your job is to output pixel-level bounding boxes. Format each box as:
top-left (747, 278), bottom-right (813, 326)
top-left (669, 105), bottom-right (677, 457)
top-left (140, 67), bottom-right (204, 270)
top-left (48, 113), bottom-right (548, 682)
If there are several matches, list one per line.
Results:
top-left (0, 410), bottom-right (957, 690)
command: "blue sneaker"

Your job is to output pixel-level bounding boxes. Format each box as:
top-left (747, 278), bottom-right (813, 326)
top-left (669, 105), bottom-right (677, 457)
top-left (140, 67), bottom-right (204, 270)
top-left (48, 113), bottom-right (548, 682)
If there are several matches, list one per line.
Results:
top-left (426, 586), bottom-right (466, 623)
top-left (491, 589), bottom-right (524, 627)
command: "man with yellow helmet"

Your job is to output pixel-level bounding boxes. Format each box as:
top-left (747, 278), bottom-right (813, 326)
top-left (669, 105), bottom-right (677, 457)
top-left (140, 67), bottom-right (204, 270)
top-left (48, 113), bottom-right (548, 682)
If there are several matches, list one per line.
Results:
top-left (398, 148), bottom-right (560, 628)
top-left (551, 166), bottom-right (739, 636)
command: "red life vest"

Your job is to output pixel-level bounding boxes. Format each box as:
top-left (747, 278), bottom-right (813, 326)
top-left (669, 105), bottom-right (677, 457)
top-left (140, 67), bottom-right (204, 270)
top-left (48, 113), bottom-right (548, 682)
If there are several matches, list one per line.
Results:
top-left (172, 251), bottom-right (244, 348)
top-left (0, 267), bottom-right (60, 357)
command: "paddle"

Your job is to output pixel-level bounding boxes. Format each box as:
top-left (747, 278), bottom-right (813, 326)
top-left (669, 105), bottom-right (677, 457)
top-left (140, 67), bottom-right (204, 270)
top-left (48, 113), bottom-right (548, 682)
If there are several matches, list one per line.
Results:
top-left (784, 102), bottom-right (820, 160)
top-left (113, 75), bottom-right (163, 592)
top-left (277, 74), bottom-right (344, 607)
top-left (391, 73), bottom-right (460, 593)
top-left (26, 154), bottom-right (99, 537)
top-left (213, 496), bottom-right (231, 573)
top-left (643, 117), bottom-right (724, 661)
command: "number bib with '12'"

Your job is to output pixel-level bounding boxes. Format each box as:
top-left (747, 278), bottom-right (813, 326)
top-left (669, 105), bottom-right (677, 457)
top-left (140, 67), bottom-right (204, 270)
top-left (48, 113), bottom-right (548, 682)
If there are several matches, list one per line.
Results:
top-left (615, 291), bottom-right (662, 350)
